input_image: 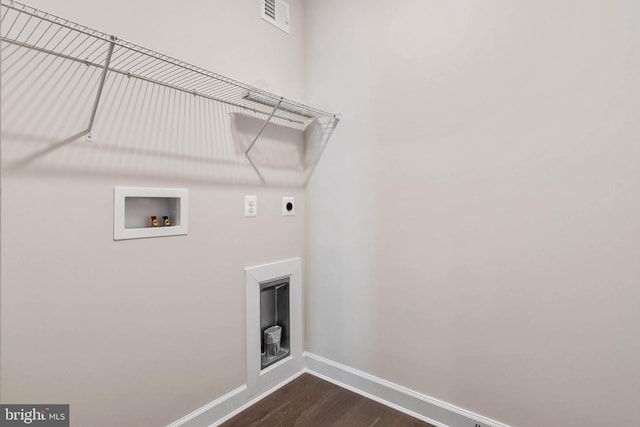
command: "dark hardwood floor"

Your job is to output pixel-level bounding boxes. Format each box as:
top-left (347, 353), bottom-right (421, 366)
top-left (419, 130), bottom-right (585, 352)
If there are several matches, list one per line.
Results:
top-left (220, 373), bottom-right (435, 427)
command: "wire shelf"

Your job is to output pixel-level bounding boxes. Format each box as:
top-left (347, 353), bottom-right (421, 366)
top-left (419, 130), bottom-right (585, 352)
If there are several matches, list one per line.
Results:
top-left (0, 0), bottom-right (340, 182)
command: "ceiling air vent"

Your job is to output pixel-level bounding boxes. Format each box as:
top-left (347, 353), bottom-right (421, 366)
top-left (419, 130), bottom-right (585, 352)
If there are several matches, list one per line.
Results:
top-left (261, 0), bottom-right (290, 34)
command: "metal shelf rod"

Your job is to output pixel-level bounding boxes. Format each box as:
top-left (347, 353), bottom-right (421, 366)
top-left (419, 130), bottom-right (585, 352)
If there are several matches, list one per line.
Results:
top-left (86, 37), bottom-right (115, 138)
top-left (244, 97), bottom-right (283, 157)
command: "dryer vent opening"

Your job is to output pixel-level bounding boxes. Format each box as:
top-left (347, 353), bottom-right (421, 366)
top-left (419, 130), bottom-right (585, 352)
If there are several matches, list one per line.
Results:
top-left (260, 278), bottom-right (290, 369)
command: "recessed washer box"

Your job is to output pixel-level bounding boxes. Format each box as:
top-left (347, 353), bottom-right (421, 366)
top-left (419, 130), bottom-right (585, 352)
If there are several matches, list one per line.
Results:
top-left (114, 187), bottom-right (188, 240)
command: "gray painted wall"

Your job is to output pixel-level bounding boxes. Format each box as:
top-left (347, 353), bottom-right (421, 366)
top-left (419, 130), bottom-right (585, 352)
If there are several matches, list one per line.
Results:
top-left (304, 1), bottom-right (640, 426)
top-left (0, 1), bottom-right (307, 426)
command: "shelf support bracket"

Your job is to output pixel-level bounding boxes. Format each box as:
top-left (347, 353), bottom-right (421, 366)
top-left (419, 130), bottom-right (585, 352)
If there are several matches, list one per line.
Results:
top-left (86, 36), bottom-right (116, 141)
top-left (244, 97), bottom-right (283, 158)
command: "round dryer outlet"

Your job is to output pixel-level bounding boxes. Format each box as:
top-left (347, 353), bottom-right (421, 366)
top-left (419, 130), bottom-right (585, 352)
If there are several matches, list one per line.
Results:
top-left (282, 196), bottom-right (295, 216)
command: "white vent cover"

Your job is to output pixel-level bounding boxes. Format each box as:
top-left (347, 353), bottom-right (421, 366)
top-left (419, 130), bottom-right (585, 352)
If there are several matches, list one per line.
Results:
top-left (261, 0), bottom-right (290, 33)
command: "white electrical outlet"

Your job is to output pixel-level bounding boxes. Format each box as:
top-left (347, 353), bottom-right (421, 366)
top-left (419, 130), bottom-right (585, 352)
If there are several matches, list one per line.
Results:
top-left (245, 195), bottom-right (257, 217)
top-left (282, 196), bottom-right (295, 216)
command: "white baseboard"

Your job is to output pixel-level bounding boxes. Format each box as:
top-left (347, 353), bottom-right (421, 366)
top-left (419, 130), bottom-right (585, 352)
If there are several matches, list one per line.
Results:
top-left (303, 352), bottom-right (511, 427)
top-left (168, 353), bottom-right (511, 427)
top-left (211, 370), bottom-right (306, 427)
top-left (166, 370), bottom-right (305, 427)
top-left (166, 384), bottom-right (247, 427)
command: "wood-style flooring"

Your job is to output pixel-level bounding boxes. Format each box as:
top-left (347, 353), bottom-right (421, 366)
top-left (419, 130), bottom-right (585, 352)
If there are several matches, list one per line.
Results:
top-left (220, 373), bottom-right (435, 427)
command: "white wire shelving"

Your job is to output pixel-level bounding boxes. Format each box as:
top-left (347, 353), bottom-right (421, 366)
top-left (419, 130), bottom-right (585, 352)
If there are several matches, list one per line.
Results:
top-left (0, 0), bottom-right (340, 182)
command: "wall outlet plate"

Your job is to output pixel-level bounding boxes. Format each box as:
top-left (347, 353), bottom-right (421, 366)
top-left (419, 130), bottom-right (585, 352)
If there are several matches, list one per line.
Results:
top-left (282, 196), bottom-right (295, 216)
top-left (245, 195), bottom-right (257, 217)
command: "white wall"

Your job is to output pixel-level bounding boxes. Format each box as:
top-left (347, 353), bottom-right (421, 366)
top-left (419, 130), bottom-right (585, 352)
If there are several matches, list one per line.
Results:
top-left (4, 1), bottom-right (640, 426)
top-left (1, 1), bottom-right (307, 426)
top-left (305, 1), bottom-right (640, 426)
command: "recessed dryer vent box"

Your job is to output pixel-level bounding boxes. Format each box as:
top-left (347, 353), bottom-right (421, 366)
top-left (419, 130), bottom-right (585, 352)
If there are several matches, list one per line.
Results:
top-left (114, 187), bottom-right (188, 240)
